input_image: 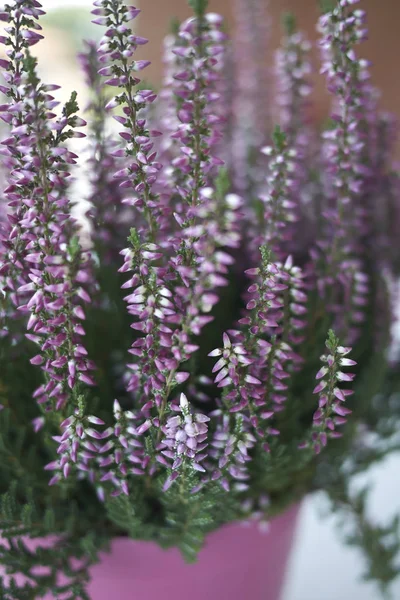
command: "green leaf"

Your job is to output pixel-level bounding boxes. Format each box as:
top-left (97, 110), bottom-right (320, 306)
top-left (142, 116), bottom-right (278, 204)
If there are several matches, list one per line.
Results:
top-left (272, 125), bottom-right (287, 151)
top-left (170, 16), bottom-right (181, 35)
top-left (63, 90), bottom-right (79, 118)
top-left (128, 227), bottom-right (140, 247)
top-left (23, 51), bottom-right (40, 87)
top-left (215, 167), bottom-right (230, 199)
top-left (43, 507), bottom-right (56, 532)
top-left (319, 0), bottom-right (337, 14)
top-left (326, 328), bottom-right (339, 352)
top-left (259, 244), bottom-right (272, 266)
top-left (188, 0), bottom-right (208, 18)
top-left (282, 12), bottom-right (297, 35)
top-left (67, 235), bottom-right (81, 261)
top-left (21, 504), bottom-right (33, 528)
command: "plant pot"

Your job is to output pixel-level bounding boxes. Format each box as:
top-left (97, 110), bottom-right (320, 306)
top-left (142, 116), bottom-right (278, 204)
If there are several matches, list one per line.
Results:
top-left (1, 503), bottom-right (300, 600)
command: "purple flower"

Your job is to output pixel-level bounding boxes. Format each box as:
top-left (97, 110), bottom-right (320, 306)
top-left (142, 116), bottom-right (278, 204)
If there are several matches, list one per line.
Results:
top-left (259, 129), bottom-right (299, 259)
top-left (208, 247), bottom-right (301, 442)
top-left (275, 21), bottom-right (312, 147)
top-left (95, 399), bottom-right (148, 498)
top-left (121, 231), bottom-right (175, 406)
top-left (208, 413), bottom-right (256, 492)
top-left (300, 331), bottom-right (356, 454)
top-left (161, 393), bottom-right (209, 490)
top-left (45, 408), bottom-right (104, 484)
top-left (314, 0), bottom-right (371, 344)
top-left (0, 1), bottom-right (48, 335)
top-left (163, 13), bottom-right (227, 207)
top-left (94, 1), bottom-right (161, 240)
top-left (0, 5), bottom-right (95, 412)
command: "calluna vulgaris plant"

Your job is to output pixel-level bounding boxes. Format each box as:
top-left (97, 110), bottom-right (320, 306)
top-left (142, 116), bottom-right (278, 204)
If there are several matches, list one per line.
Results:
top-left (1, 0), bottom-right (400, 597)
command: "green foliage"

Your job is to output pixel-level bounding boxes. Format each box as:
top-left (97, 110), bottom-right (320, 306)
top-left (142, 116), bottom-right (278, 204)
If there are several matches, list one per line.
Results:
top-left (260, 244), bottom-right (272, 266)
top-left (0, 483), bottom-right (111, 599)
top-left (323, 474), bottom-right (400, 597)
top-left (326, 328), bottom-right (339, 352)
top-left (319, 0), bottom-right (337, 14)
top-left (63, 91), bottom-right (79, 119)
top-left (169, 17), bottom-right (181, 36)
top-left (272, 125), bottom-right (287, 151)
top-left (105, 469), bottom-right (241, 564)
top-left (57, 91), bottom-right (82, 143)
top-left (188, 0), bottom-right (208, 18)
top-left (250, 440), bottom-right (314, 508)
top-left (159, 475), bottom-right (238, 562)
top-left (0, 539), bottom-right (92, 600)
top-left (215, 167), bottom-right (230, 200)
top-left (22, 53), bottom-right (39, 88)
top-left (105, 486), bottom-right (154, 540)
top-left (282, 12), bottom-right (297, 36)
top-left (128, 227), bottom-right (140, 248)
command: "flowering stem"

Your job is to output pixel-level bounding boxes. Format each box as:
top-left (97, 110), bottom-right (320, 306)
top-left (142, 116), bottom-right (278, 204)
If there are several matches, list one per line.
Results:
top-left (110, 3), bottom-right (156, 239)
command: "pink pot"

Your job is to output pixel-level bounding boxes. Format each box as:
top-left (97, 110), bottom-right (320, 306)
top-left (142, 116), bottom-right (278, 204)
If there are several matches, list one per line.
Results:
top-left (1, 504), bottom-right (300, 600)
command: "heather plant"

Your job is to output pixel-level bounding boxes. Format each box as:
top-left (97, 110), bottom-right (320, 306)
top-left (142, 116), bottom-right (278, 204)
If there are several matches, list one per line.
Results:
top-left (0, 0), bottom-right (400, 598)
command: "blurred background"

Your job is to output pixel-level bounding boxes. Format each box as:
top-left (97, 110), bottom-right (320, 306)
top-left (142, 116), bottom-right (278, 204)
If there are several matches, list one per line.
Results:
top-left (3, 1), bottom-right (400, 598)
top-left (35, 0), bottom-right (400, 157)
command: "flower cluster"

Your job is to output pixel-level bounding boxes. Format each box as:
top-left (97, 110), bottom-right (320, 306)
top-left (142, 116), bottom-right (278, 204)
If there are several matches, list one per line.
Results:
top-left (91, 3), bottom-right (243, 480)
top-left (316, 0), bottom-right (371, 341)
top-left (279, 255), bottom-right (308, 348)
top-left (300, 331), bottom-right (356, 454)
top-left (208, 248), bottom-right (301, 449)
top-left (0, 5), bottom-right (94, 415)
top-left (45, 407), bottom-right (105, 485)
top-left (275, 15), bottom-right (312, 146)
top-left (96, 399), bottom-right (149, 498)
top-left (163, 12), bottom-right (227, 206)
top-left (208, 414), bottom-right (256, 492)
top-left (259, 128), bottom-right (299, 259)
top-left (274, 17), bottom-right (314, 257)
top-left (161, 393), bottom-right (209, 490)
top-left (94, 0), bottom-right (161, 239)
top-left (0, 0), bottom-right (45, 332)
